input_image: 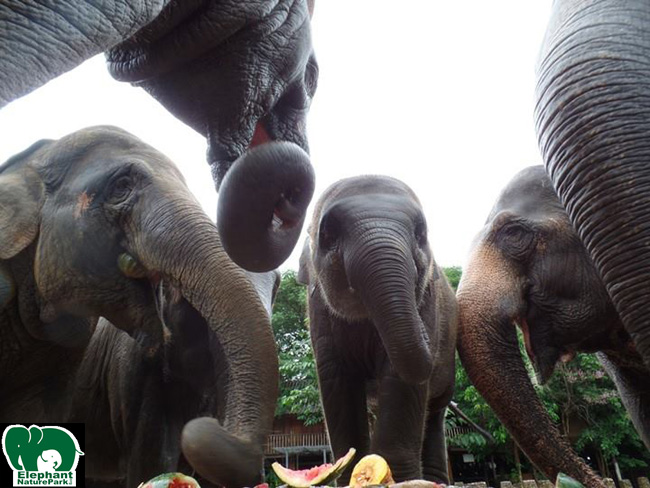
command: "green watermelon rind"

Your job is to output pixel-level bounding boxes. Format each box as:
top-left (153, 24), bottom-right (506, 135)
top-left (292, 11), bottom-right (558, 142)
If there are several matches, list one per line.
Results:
top-left (556, 473), bottom-right (585, 488)
top-left (273, 447), bottom-right (356, 487)
top-left (137, 472), bottom-right (201, 488)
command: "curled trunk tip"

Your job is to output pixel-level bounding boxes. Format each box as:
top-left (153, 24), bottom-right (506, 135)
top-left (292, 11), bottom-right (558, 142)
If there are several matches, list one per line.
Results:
top-left (217, 141), bottom-right (315, 272)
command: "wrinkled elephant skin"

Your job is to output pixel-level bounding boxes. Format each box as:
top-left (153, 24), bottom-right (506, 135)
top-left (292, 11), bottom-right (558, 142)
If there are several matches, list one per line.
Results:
top-left (0, 126), bottom-right (278, 487)
top-left (1, 0), bottom-right (318, 272)
top-left (536, 0), bottom-right (650, 371)
top-left (299, 176), bottom-right (458, 483)
top-left (457, 166), bottom-right (650, 488)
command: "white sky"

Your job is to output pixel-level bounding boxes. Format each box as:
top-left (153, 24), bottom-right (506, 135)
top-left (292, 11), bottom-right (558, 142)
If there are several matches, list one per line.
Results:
top-left (0, 1), bottom-right (553, 271)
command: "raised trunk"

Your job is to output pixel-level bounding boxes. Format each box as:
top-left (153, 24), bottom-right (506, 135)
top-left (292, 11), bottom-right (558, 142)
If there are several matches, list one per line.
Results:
top-left (0, 1), bottom-right (169, 106)
top-left (536, 0), bottom-right (650, 369)
top-left (134, 195), bottom-right (278, 487)
top-left (217, 141), bottom-right (315, 272)
top-left (457, 246), bottom-right (605, 488)
top-left (345, 231), bottom-right (432, 385)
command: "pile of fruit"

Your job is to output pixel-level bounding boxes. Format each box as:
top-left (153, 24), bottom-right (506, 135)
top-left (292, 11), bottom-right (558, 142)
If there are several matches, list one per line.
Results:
top-left (272, 449), bottom-right (413, 488)
top-left (137, 455), bottom-right (584, 488)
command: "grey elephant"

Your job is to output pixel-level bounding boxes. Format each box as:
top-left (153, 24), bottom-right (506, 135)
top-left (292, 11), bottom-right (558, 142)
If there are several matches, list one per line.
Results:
top-left (1, 0), bottom-right (318, 272)
top-left (457, 166), bottom-right (650, 488)
top-left (298, 176), bottom-right (458, 483)
top-left (536, 1), bottom-right (650, 371)
top-left (0, 126), bottom-right (278, 487)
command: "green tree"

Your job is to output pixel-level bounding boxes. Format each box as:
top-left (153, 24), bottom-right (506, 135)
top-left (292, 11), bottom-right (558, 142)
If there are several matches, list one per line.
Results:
top-left (443, 266), bottom-right (462, 291)
top-left (272, 270), bottom-right (323, 425)
top-left (443, 266), bottom-right (648, 478)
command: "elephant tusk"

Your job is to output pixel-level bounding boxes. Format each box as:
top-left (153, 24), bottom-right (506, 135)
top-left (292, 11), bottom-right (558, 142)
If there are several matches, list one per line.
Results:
top-left (152, 279), bottom-right (173, 345)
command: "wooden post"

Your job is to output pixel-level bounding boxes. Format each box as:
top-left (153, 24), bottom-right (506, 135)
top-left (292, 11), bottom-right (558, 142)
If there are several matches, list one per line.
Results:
top-left (514, 444), bottom-right (523, 482)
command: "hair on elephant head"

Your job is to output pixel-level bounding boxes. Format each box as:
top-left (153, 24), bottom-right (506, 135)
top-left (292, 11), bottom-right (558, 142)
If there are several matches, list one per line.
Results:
top-left (457, 165), bottom-right (650, 488)
top-left (298, 175), bottom-right (458, 483)
top-left (1, 0), bottom-right (319, 273)
top-left (0, 126), bottom-right (278, 487)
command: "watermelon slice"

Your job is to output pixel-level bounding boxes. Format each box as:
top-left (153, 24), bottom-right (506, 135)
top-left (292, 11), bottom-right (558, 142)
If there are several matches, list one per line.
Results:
top-left (137, 472), bottom-right (201, 488)
top-left (272, 447), bottom-right (356, 487)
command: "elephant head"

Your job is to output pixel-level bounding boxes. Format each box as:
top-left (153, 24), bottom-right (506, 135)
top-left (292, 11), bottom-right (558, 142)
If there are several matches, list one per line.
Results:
top-left (0, 126), bottom-right (278, 487)
top-left (300, 175), bottom-right (435, 384)
top-left (1, 0), bottom-right (318, 273)
top-left (535, 0), bottom-right (650, 369)
top-left (457, 166), bottom-right (624, 488)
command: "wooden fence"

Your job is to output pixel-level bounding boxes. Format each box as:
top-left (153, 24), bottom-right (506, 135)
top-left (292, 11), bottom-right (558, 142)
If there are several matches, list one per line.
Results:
top-left (265, 426), bottom-right (476, 455)
top-left (451, 477), bottom-right (650, 488)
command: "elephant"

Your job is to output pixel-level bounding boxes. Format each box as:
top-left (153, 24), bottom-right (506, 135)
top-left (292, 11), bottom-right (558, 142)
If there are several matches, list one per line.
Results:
top-left (0, 125), bottom-right (279, 487)
top-left (298, 175), bottom-right (458, 483)
top-left (1, 0), bottom-right (318, 272)
top-left (535, 1), bottom-right (650, 372)
top-left (457, 165), bottom-right (650, 488)
top-left (3, 425), bottom-right (82, 473)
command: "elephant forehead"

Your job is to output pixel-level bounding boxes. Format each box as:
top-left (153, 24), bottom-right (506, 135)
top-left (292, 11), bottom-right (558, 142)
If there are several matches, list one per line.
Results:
top-left (487, 166), bottom-right (566, 224)
top-left (34, 126), bottom-right (185, 190)
top-left (317, 175), bottom-right (419, 208)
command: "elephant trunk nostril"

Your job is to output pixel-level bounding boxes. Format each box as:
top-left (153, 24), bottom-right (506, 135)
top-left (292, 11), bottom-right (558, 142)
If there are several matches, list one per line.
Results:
top-left (217, 141), bottom-right (315, 272)
top-left (275, 188), bottom-right (308, 227)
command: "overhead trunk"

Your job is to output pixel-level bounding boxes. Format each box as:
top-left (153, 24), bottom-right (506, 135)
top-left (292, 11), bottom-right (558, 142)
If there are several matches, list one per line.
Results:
top-left (345, 231), bottom-right (432, 384)
top-left (134, 195), bottom-right (278, 487)
top-left (536, 0), bottom-right (650, 369)
top-left (217, 141), bottom-right (315, 272)
top-left (457, 245), bottom-right (605, 488)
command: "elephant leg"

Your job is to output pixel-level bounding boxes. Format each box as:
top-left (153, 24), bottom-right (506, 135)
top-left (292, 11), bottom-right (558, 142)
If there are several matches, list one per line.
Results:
top-left (125, 379), bottom-right (183, 487)
top-left (310, 297), bottom-right (370, 479)
top-left (316, 358), bottom-right (370, 479)
top-left (597, 351), bottom-right (650, 449)
top-left (421, 405), bottom-right (449, 483)
top-left (371, 373), bottom-right (428, 481)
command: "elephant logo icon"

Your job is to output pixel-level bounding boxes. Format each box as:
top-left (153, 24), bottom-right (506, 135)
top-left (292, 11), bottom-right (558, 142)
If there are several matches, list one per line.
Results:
top-left (1, 424), bottom-right (84, 487)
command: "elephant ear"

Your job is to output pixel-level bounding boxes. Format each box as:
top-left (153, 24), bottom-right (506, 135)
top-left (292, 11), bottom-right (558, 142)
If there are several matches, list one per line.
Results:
top-left (0, 143), bottom-right (48, 260)
top-left (297, 237), bottom-right (311, 286)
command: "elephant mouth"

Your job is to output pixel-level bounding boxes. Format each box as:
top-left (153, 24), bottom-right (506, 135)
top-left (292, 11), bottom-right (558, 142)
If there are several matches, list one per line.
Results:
top-left (517, 318), bottom-right (576, 384)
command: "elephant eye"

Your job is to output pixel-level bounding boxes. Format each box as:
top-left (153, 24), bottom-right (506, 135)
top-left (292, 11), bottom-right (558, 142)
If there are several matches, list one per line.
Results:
top-left (414, 220), bottom-right (428, 247)
top-left (496, 220), bottom-right (536, 261)
top-left (108, 173), bottom-right (134, 204)
top-left (304, 56), bottom-right (319, 98)
top-left (318, 214), bottom-right (340, 251)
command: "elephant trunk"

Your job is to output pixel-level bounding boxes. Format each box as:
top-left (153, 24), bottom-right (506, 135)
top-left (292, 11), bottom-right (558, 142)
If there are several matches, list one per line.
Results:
top-left (217, 141), bottom-right (315, 272)
top-left (134, 195), bottom-right (278, 487)
top-left (535, 0), bottom-right (650, 368)
top-left (457, 245), bottom-right (605, 488)
top-left (345, 228), bottom-right (432, 384)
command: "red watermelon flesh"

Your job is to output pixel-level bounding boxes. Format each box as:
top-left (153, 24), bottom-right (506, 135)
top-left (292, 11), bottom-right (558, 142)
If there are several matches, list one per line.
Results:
top-left (272, 448), bottom-right (356, 487)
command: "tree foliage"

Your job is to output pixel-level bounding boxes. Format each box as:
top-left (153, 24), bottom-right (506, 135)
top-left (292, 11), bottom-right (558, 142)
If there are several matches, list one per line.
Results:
top-left (271, 267), bottom-right (648, 476)
top-left (443, 266), bottom-right (462, 291)
top-left (272, 270), bottom-right (323, 425)
top-left (446, 267), bottom-right (649, 476)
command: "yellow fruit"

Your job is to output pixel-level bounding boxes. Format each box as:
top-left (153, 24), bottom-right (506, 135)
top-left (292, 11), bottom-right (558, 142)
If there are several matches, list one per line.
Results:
top-left (349, 454), bottom-right (395, 487)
